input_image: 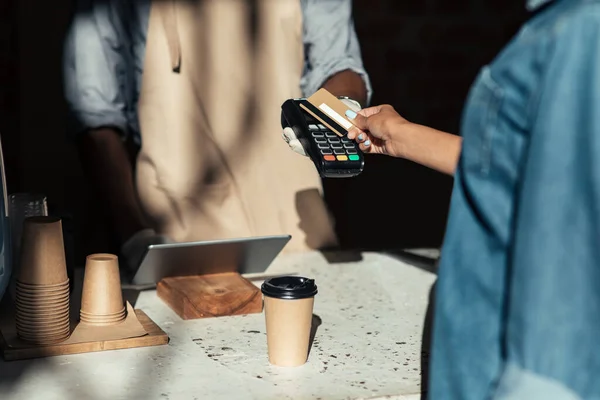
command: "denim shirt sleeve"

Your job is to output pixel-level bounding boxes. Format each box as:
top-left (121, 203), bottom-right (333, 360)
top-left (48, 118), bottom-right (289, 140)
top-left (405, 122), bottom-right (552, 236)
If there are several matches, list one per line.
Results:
top-left (63, 0), bottom-right (131, 138)
top-left (299, 0), bottom-right (372, 104)
top-left (495, 12), bottom-right (600, 399)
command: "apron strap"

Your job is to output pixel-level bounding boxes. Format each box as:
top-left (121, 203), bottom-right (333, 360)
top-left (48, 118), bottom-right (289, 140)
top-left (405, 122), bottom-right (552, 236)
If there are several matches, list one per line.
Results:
top-left (160, 0), bottom-right (181, 72)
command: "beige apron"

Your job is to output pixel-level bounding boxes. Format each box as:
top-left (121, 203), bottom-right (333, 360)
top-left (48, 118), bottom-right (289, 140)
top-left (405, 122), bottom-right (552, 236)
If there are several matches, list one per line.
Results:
top-left (136, 0), bottom-right (338, 253)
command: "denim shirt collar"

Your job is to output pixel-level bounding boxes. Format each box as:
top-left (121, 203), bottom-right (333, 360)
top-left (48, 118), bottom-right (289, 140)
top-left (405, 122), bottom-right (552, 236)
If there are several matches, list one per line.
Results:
top-left (526, 0), bottom-right (555, 11)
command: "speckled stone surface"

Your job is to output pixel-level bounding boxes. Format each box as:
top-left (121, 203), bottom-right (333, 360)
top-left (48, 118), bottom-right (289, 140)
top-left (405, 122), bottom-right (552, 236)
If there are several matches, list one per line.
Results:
top-left (0, 251), bottom-right (436, 400)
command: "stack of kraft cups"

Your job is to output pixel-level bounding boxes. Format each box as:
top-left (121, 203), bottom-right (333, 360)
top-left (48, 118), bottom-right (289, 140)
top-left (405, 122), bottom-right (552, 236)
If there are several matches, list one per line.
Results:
top-left (261, 276), bottom-right (318, 367)
top-left (79, 254), bottom-right (126, 326)
top-left (15, 217), bottom-right (70, 344)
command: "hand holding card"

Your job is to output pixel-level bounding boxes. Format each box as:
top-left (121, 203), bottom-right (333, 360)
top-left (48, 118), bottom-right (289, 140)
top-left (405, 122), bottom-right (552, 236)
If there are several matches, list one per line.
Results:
top-left (283, 95), bottom-right (361, 157)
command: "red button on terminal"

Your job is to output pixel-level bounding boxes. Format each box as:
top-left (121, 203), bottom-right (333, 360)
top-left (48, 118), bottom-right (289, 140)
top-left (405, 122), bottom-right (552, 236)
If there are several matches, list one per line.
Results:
top-left (323, 155), bottom-right (336, 161)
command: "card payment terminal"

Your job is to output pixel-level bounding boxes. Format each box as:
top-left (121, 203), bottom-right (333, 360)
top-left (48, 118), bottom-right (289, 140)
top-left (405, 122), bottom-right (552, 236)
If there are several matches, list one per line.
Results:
top-left (281, 98), bottom-right (365, 178)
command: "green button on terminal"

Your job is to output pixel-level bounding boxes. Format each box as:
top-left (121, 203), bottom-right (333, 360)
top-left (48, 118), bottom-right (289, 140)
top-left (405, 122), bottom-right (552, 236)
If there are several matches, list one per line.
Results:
top-left (348, 154), bottom-right (360, 161)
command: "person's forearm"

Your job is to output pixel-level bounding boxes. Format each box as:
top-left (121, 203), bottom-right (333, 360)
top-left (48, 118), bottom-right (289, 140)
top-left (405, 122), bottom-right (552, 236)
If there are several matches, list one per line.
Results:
top-left (77, 128), bottom-right (149, 244)
top-left (321, 69), bottom-right (368, 107)
top-left (398, 124), bottom-right (462, 176)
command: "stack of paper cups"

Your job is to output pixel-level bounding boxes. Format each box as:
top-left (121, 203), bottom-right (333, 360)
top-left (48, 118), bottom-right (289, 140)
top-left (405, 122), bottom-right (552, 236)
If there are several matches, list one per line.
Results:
top-left (15, 217), bottom-right (70, 344)
top-left (79, 254), bottom-right (126, 326)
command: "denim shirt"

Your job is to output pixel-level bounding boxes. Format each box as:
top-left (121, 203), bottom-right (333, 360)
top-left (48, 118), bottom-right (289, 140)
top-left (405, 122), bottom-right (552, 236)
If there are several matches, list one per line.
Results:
top-left (430, 0), bottom-right (600, 399)
top-left (63, 0), bottom-right (371, 144)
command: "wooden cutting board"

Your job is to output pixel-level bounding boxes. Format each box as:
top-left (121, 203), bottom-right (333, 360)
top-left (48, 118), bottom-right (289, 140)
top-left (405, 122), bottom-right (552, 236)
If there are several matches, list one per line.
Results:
top-left (157, 273), bottom-right (263, 320)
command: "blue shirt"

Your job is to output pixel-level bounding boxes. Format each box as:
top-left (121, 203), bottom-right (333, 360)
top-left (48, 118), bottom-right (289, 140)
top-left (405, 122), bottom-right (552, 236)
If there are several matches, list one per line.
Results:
top-left (430, 0), bottom-right (600, 398)
top-left (63, 0), bottom-right (371, 145)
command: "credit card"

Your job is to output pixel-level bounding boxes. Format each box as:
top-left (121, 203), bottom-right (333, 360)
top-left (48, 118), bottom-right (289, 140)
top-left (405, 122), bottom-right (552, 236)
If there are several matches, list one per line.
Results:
top-left (305, 88), bottom-right (354, 136)
top-left (299, 102), bottom-right (348, 137)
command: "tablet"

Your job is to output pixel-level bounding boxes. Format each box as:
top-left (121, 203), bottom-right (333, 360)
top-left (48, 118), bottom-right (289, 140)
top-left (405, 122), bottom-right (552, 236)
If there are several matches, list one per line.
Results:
top-left (131, 235), bottom-right (291, 285)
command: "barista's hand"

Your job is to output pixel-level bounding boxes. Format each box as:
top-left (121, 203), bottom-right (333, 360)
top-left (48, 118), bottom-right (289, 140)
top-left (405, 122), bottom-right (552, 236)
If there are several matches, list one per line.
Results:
top-left (345, 104), bottom-right (410, 158)
top-left (282, 98), bottom-right (362, 157)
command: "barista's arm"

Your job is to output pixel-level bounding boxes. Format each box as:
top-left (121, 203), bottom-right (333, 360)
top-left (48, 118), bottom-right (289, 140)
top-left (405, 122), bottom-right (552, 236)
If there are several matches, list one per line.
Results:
top-left (63, 0), bottom-right (149, 245)
top-left (300, 0), bottom-right (371, 106)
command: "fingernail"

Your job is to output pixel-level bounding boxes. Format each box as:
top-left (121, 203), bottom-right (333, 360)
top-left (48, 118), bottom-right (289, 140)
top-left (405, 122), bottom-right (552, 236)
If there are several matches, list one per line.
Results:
top-left (358, 134), bottom-right (364, 141)
top-left (364, 140), bottom-right (371, 147)
top-left (345, 110), bottom-right (357, 119)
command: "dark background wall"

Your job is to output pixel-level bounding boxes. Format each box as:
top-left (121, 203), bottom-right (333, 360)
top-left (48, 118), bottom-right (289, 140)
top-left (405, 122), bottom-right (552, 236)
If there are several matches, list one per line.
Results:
top-left (0, 0), bottom-right (528, 264)
top-left (329, 0), bottom-right (527, 249)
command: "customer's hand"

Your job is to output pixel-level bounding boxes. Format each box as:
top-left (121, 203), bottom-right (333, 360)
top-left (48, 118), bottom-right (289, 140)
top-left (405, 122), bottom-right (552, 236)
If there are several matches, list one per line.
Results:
top-left (283, 98), bottom-right (362, 157)
top-left (345, 105), bottom-right (411, 158)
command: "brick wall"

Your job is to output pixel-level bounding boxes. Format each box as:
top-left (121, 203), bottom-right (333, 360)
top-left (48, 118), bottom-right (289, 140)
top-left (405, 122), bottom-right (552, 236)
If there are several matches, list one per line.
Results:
top-left (324, 0), bottom-right (528, 250)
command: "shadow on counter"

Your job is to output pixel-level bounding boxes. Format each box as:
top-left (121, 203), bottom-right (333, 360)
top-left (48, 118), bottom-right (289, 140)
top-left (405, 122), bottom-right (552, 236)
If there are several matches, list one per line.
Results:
top-left (316, 247), bottom-right (437, 399)
top-left (385, 249), bottom-right (439, 275)
top-left (308, 314), bottom-right (322, 358)
top-left (386, 249), bottom-right (438, 400)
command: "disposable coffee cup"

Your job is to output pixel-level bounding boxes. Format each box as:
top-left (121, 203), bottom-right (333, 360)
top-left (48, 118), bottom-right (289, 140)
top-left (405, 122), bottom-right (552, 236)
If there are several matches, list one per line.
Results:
top-left (261, 276), bottom-right (317, 367)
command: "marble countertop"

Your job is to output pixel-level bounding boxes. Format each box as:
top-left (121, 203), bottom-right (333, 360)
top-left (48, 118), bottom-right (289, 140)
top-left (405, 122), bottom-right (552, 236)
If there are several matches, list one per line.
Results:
top-left (0, 250), bottom-right (437, 400)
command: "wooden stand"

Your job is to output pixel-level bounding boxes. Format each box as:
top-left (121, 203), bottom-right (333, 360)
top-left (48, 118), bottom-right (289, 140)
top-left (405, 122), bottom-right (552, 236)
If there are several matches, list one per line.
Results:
top-left (0, 310), bottom-right (169, 361)
top-left (157, 272), bottom-right (263, 320)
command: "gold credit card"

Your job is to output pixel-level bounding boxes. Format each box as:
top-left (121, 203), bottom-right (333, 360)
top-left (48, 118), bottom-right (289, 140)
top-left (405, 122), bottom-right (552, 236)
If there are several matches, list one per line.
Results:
top-left (299, 103), bottom-right (347, 137)
top-left (303, 89), bottom-right (355, 137)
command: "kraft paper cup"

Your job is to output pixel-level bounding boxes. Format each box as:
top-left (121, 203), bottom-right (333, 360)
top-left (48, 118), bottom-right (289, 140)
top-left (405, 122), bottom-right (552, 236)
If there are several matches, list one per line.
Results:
top-left (16, 290), bottom-right (69, 299)
top-left (16, 299), bottom-right (69, 312)
top-left (15, 296), bottom-right (69, 310)
top-left (16, 284), bottom-right (69, 296)
top-left (16, 302), bottom-right (69, 314)
top-left (17, 330), bottom-right (70, 342)
top-left (15, 299), bottom-right (69, 320)
top-left (17, 318), bottom-right (69, 330)
top-left (15, 302), bottom-right (70, 344)
top-left (17, 216), bottom-right (68, 286)
top-left (80, 311), bottom-right (127, 325)
top-left (16, 290), bottom-right (69, 300)
top-left (16, 303), bottom-right (69, 315)
top-left (261, 276), bottom-right (317, 367)
top-left (16, 281), bottom-right (69, 290)
top-left (80, 308), bottom-right (127, 324)
top-left (16, 286), bottom-right (69, 298)
top-left (15, 264), bottom-right (70, 344)
top-left (17, 326), bottom-right (70, 335)
top-left (79, 309), bottom-right (126, 317)
top-left (18, 327), bottom-right (70, 344)
top-left (17, 328), bottom-right (70, 340)
top-left (80, 309), bottom-right (126, 318)
top-left (16, 318), bottom-right (69, 331)
top-left (15, 313), bottom-right (70, 344)
top-left (80, 254), bottom-right (126, 325)
top-left (80, 315), bottom-right (125, 324)
top-left (16, 306), bottom-right (69, 319)
top-left (15, 280), bottom-right (69, 307)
